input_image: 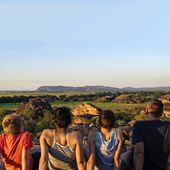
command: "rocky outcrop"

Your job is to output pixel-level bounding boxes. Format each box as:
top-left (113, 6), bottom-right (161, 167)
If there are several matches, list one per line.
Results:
top-left (15, 98), bottom-right (55, 134)
top-left (164, 111), bottom-right (170, 118)
top-left (71, 103), bottom-right (101, 125)
top-left (72, 116), bottom-right (91, 125)
top-left (95, 96), bottom-right (115, 102)
top-left (160, 94), bottom-right (170, 104)
top-left (164, 103), bottom-right (170, 118)
top-left (16, 98), bottom-right (54, 118)
top-left (72, 103), bottom-right (101, 116)
top-left (113, 94), bottom-right (150, 104)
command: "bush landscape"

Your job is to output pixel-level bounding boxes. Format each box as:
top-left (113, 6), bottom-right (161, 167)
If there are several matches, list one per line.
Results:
top-left (0, 87), bottom-right (170, 136)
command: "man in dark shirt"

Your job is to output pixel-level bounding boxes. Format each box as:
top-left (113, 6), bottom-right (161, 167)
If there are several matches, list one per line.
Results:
top-left (132, 99), bottom-right (170, 170)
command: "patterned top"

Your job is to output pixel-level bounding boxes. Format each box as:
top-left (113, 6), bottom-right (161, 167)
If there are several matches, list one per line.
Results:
top-left (95, 129), bottom-right (118, 168)
top-left (48, 131), bottom-right (77, 170)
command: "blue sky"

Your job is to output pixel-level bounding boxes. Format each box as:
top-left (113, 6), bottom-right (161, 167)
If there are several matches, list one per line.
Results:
top-left (0, 0), bottom-right (170, 90)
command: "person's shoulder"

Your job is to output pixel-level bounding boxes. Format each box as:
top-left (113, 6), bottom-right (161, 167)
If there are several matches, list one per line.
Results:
top-left (162, 120), bottom-right (170, 124)
top-left (112, 127), bottom-right (120, 137)
top-left (161, 120), bottom-right (170, 126)
top-left (134, 120), bottom-right (148, 124)
top-left (19, 131), bottom-right (32, 139)
top-left (133, 120), bottom-right (148, 127)
top-left (69, 131), bottom-right (82, 140)
top-left (0, 133), bottom-right (5, 137)
top-left (0, 133), bottom-right (5, 141)
top-left (132, 121), bottom-right (149, 131)
top-left (41, 129), bottom-right (54, 139)
top-left (22, 131), bottom-right (32, 136)
top-left (114, 127), bottom-right (121, 132)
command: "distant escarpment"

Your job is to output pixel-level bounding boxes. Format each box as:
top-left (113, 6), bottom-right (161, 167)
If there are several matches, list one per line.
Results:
top-left (37, 86), bottom-right (119, 92)
top-left (37, 85), bottom-right (170, 92)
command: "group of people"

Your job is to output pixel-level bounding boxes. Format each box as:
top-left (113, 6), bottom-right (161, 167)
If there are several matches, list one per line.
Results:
top-left (0, 99), bottom-right (169, 170)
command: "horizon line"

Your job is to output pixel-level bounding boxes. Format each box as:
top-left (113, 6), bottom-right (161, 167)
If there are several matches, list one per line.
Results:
top-left (1, 85), bottom-right (170, 91)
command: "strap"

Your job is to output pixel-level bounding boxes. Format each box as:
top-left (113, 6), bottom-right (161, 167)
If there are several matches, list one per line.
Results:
top-left (115, 128), bottom-right (119, 141)
top-left (66, 133), bottom-right (71, 148)
top-left (66, 133), bottom-right (75, 152)
top-left (53, 129), bottom-right (56, 146)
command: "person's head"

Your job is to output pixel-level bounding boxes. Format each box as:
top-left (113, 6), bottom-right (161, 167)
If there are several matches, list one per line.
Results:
top-left (146, 99), bottom-right (164, 118)
top-left (2, 114), bottom-right (24, 135)
top-left (99, 110), bottom-right (115, 129)
top-left (54, 107), bottom-right (72, 129)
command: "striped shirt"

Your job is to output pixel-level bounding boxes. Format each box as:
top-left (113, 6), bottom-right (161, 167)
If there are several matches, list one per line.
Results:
top-left (48, 131), bottom-right (77, 170)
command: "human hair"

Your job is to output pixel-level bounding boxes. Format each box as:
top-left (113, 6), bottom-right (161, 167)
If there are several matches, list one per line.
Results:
top-left (99, 110), bottom-right (115, 129)
top-left (2, 114), bottom-right (24, 135)
top-left (147, 99), bottom-right (164, 117)
top-left (54, 107), bottom-right (72, 129)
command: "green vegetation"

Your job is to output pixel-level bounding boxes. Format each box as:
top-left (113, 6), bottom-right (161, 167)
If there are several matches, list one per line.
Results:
top-left (0, 91), bottom-right (98, 97)
top-left (52, 101), bottom-right (81, 108)
top-left (0, 103), bottom-right (20, 110)
top-left (0, 100), bottom-right (145, 114)
top-left (93, 102), bottom-right (145, 114)
top-left (0, 91), bottom-right (169, 135)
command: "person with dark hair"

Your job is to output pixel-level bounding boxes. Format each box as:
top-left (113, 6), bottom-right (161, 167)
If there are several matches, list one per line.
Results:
top-left (87, 110), bottom-right (124, 170)
top-left (0, 114), bottom-right (33, 170)
top-left (132, 99), bottom-right (170, 170)
top-left (39, 107), bottom-right (85, 170)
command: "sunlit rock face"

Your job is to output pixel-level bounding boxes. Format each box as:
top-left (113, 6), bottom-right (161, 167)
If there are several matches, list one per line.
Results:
top-left (72, 102), bottom-right (101, 116)
top-left (160, 94), bottom-right (170, 104)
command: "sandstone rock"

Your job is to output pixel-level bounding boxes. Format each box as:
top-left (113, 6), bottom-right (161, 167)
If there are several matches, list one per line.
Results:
top-left (113, 94), bottom-right (149, 104)
top-left (72, 116), bottom-right (91, 125)
top-left (160, 94), bottom-right (170, 104)
top-left (95, 96), bottom-right (115, 102)
top-left (164, 111), bottom-right (170, 118)
top-left (163, 103), bottom-right (170, 119)
top-left (72, 103), bottom-right (101, 116)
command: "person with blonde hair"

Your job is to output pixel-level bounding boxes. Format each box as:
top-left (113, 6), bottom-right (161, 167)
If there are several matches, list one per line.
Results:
top-left (0, 114), bottom-right (33, 170)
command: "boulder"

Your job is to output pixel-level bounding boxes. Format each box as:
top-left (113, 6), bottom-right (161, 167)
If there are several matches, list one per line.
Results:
top-left (72, 103), bottom-right (101, 116)
top-left (113, 94), bottom-right (149, 104)
top-left (72, 116), bottom-right (91, 125)
top-left (95, 96), bottom-right (115, 102)
top-left (160, 94), bottom-right (170, 104)
top-left (164, 111), bottom-right (170, 118)
top-left (16, 98), bottom-right (54, 119)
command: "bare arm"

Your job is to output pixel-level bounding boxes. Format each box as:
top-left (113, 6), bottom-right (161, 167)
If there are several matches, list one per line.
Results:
top-left (133, 142), bottom-right (144, 170)
top-left (75, 132), bottom-right (86, 170)
top-left (87, 132), bottom-right (95, 170)
top-left (22, 147), bottom-right (31, 170)
top-left (114, 128), bottom-right (124, 170)
top-left (39, 131), bottom-right (49, 170)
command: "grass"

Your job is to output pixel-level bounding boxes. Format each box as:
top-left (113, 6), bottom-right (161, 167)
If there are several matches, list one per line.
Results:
top-left (0, 103), bottom-right (21, 111)
top-left (0, 91), bottom-right (97, 97)
top-left (52, 101), bottom-right (82, 108)
top-left (52, 101), bottom-right (145, 114)
top-left (93, 102), bottom-right (145, 114)
top-left (0, 100), bottom-right (145, 115)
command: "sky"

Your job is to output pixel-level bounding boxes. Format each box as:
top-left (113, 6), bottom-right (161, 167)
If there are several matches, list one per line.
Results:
top-left (0, 0), bottom-right (170, 90)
